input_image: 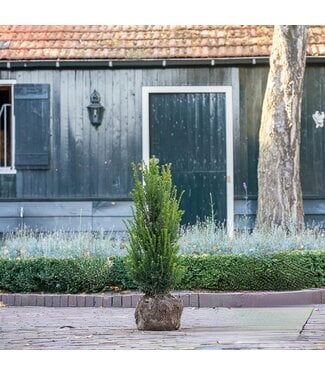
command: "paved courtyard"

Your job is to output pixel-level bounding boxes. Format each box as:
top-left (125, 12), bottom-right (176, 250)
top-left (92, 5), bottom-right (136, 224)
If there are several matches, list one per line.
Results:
top-left (1, 305), bottom-right (324, 349)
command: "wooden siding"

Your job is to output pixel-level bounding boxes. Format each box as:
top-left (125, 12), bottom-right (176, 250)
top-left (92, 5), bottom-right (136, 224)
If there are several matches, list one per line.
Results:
top-left (236, 65), bottom-right (325, 227)
top-left (234, 199), bottom-right (325, 229)
top-left (238, 66), bottom-right (325, 201)
top-left (0, 201), bottom-right (132, 232)
top-left (238, 66), bottom-right (325, 200)
top-left (237, 66), bottom-right (268, 198)
top-left (0, 67), bottom-right (237, 201)
top-left (301, 66), bottom-right (325, 198)
top-left (0, 175), bottom-right (15, 198)
top-left (1, 64), bottom-right (325, 231)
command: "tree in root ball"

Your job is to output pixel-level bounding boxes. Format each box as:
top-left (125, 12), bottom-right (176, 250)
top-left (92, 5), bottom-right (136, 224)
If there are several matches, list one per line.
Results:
top-left (125, 157), bottom-right (184, 330)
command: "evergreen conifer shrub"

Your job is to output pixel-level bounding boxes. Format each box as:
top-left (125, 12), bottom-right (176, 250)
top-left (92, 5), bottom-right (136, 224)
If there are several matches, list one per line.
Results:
top-left (125, 158), bottom-right (183, 297)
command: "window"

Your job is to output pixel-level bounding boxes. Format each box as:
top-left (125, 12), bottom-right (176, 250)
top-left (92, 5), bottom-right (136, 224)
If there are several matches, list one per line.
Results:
top-left (0, 83), bottom-right (15, 173)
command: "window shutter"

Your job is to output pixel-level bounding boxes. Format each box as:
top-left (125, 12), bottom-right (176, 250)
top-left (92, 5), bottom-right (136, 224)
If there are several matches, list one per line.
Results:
top-left (14, 84), bottom-right (50, 169)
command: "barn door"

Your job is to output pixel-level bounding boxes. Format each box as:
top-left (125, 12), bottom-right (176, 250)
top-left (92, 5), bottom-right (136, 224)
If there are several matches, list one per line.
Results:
top-left (145, 87), bottom-right (233, 229)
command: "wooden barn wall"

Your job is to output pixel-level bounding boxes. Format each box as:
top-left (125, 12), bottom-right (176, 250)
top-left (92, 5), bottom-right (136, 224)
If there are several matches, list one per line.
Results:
top-left (301, 66), bottom-right (325, 199)
top-left (237, 66), bottom-right (268, 199)
top-left (237, 65), bottom-right (325, 228)
top-left (0, 67), bottom-right (239, 232)
top-left (1, 65), bottom-right (325, 231)
top-left (0, 67), bottom-right (238, 200)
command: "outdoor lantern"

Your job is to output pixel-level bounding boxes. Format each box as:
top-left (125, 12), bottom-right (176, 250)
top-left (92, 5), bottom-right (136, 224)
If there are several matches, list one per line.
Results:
top-left (87, 90), bottom-right (105, 128)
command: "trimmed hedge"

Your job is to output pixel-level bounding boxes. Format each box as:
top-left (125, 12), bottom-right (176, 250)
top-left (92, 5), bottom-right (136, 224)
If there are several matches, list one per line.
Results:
top-left (0, 251), bottom-right (324, 293)
top-left (0, 257), bottom-right (133, 294)
top-left (178, 251), bottom-right (325, 291)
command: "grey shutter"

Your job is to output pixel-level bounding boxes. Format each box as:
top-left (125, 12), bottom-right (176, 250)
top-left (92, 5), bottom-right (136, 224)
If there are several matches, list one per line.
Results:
top-left (14, 84), bottom-right (50, 169)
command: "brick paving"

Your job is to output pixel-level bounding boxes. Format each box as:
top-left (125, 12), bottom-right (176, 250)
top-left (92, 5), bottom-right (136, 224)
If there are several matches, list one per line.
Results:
top-left (0, 305), bottom-right (324, 350)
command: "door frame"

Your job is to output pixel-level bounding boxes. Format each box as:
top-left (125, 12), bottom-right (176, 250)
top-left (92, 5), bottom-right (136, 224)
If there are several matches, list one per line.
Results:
top-left (142, 86), bottom-right (234, 236)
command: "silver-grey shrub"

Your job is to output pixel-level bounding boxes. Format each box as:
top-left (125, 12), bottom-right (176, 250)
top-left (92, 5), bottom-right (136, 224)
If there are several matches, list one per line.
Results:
top-left (1, 220), bottom-right (325, 259)
top-left (0, 230), bottom-right (127, 259)
top-left (179, 218), bottom-right (325, 255)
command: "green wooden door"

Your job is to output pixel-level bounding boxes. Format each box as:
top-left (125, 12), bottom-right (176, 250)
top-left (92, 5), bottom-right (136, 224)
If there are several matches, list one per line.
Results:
top-left (149, 92), bottom-right (227, 226)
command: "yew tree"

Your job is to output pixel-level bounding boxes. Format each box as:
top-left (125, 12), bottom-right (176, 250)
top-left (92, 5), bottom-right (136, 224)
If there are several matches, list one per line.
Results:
top-left (256, 25), bottom-right (309, 231)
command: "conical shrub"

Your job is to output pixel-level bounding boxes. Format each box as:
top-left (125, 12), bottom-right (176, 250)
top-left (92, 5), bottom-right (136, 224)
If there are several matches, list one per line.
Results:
top-left (125, 157), bottom-right (183, 296)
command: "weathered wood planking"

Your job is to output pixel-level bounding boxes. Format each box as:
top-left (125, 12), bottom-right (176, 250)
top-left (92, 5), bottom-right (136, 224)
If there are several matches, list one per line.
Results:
top-left (2, 65), bottom-right (325, 230)
top-left (0, 201), bottom-right (132, 232)
top-left (301, 66), bottom-right (325, 198)
top-left (0, 218), bottom-right (21, 232)
top-left (235, 199), bottom-right (325, 228)
top-left (0, 175), bottom-right (15, 197)
top-left (238, 66), bottom-right (268, 198)
top-left (237, 65), bottom-right (325, 202)
top-left (0, 67), bottom-right (237, 201)
top-left (0, 201), bottom-right (92, 217)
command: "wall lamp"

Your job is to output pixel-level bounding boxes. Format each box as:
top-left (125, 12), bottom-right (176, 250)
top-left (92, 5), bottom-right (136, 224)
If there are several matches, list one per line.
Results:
top-left (87, 90), bottom-right (105, 128)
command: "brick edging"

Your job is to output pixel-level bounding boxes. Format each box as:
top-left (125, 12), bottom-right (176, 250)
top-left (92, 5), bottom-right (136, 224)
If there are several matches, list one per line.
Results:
top-left (1, 289), bottom-right (324, 308)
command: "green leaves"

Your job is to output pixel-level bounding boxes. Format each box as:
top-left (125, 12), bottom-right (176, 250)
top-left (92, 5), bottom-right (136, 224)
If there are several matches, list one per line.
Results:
top-left (0, 257), bottom-right (129, 293)
top-left (125, 158), bottom-right (183, 296)
top-left (0, 251), bottom-right (323, 293)
top-left (178, 251), bottom-right (325, 291)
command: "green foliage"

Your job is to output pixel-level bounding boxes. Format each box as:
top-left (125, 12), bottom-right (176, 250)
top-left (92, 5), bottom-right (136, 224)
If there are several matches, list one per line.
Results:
top-left (108, 256), bottom-right (136, 290)
top-left (178, 251), bottom-right (325, 291)
top-left (0, 251), bottom-right (324, 293)
top-left (125, 158), bottom-right (184, 296)
top-left (0, 257), bottom-right (119, 293)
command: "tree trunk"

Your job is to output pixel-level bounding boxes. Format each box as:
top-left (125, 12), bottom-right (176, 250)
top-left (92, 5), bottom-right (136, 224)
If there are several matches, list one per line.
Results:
top-left (256, 26), bottom-right (309, 231)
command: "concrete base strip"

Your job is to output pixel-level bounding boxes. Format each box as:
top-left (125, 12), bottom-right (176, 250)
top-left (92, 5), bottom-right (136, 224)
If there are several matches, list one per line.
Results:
top-left (0, 288), bottom-right (324, 308)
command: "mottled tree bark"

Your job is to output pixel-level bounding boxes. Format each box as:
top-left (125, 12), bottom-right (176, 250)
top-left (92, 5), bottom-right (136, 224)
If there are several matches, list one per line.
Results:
top-left (256, 26), bottom-right (309, 231)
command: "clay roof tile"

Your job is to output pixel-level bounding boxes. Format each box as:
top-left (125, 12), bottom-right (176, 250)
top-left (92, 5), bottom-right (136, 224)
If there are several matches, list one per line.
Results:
top-left (0, 25), bottom-right (324, 60)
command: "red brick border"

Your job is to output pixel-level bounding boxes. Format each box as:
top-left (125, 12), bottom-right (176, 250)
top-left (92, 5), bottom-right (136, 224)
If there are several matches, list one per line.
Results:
top-left (0, 289), bottom-right (324, 308)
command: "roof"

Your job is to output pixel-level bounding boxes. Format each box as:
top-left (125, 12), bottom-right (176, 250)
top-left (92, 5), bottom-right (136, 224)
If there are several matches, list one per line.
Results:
top-left (0, 25), bottom-right (324, 60)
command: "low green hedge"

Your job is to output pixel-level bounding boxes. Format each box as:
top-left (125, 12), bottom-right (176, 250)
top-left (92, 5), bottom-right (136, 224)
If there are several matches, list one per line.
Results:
top-left (178, 251), bottom-right (325, 291)
top-left (0, 251), bottom-right (324, 293)
top-left (0, 257), bottom-right (123, 293)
